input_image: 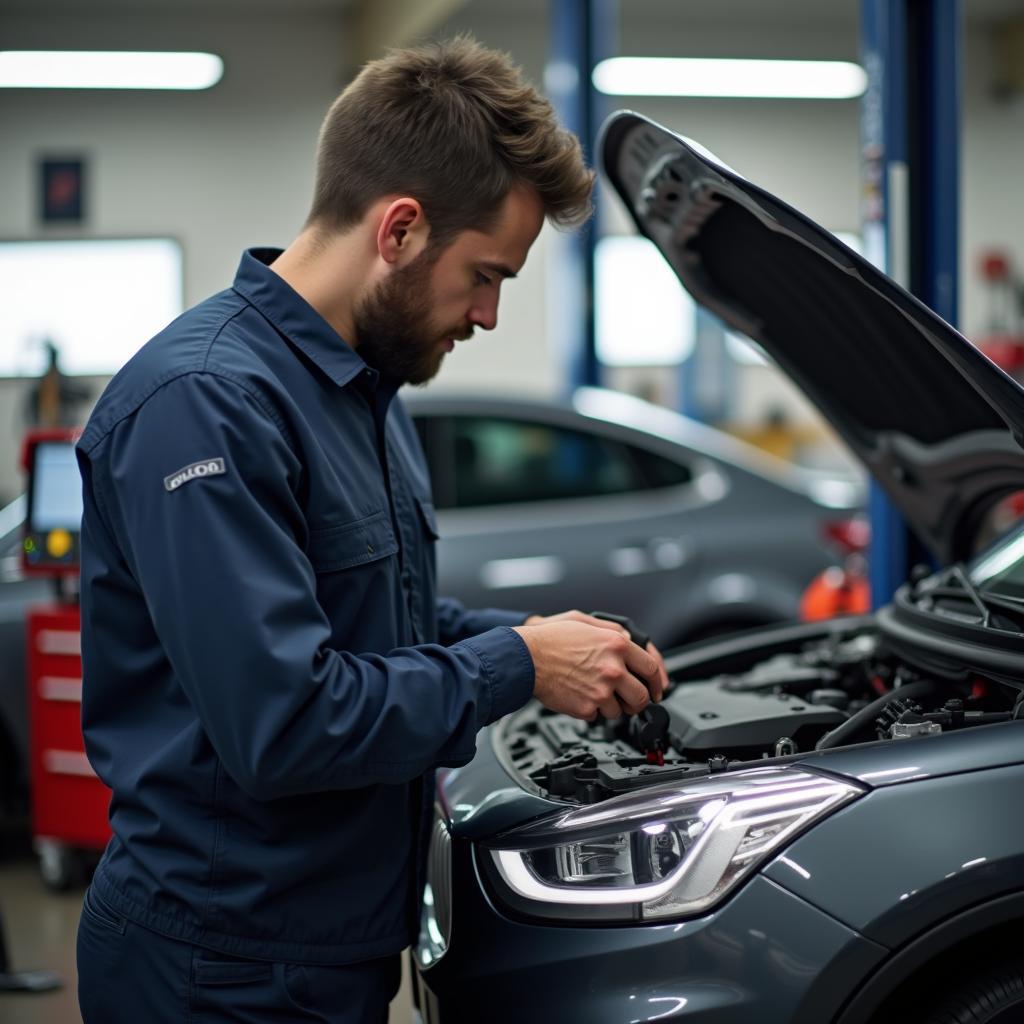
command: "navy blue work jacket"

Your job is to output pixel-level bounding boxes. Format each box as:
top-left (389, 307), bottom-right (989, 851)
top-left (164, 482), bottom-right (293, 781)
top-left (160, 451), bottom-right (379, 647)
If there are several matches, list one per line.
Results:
top-left (76, 248), bottom-right (535, 963)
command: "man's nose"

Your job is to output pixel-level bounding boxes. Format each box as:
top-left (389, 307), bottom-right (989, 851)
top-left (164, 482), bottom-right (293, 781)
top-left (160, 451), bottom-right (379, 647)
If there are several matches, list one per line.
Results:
top-left (469, 293), bottom-right (499, 331)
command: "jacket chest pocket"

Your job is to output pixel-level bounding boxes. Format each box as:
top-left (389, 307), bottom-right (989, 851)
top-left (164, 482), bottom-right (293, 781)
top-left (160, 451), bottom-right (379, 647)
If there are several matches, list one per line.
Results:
top-left (413, 495), bottom-right (440, 543)
top-left (306, 510), bottom-right (399, 573)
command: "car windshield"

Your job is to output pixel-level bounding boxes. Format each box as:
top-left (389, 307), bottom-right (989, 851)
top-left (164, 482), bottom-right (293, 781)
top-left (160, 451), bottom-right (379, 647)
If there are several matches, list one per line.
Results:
top-left (968, 519), bottom-right (1024, 601)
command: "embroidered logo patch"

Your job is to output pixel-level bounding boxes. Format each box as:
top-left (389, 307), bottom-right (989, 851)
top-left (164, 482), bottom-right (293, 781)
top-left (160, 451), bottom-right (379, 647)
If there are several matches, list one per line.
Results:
top-left (164, 458), bottom-right (227, 492)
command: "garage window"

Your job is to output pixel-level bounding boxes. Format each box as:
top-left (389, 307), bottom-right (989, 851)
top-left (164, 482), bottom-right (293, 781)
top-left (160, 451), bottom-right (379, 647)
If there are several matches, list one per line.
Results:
top-left (0, 237), bottom-right (183, 376)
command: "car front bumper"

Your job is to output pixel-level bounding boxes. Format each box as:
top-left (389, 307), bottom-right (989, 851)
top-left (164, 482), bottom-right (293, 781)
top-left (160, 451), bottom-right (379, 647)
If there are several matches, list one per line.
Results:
top-left (414, 835), bottom-right (887, 1024)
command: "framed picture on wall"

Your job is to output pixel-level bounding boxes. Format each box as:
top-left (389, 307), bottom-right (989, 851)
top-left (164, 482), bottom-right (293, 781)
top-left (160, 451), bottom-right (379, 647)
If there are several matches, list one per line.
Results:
top-left (39, 158), bottom-right (86, 224)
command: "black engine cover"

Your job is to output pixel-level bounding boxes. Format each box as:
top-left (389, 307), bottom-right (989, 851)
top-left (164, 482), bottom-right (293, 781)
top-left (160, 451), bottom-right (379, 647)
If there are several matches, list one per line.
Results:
top-left (665, 681), bottom-right (847, 754)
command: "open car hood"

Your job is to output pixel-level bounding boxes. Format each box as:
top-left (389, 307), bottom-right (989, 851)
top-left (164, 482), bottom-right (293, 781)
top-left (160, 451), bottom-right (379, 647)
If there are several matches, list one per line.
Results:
top-left (600, 111), bottom-right (1024, 563)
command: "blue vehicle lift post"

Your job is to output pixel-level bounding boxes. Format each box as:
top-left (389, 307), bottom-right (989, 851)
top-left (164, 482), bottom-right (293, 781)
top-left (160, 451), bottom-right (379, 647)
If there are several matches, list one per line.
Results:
top-left (548, 0), bottom-right (616, 394)
top-left (861, 0), bottom-right (961, 607)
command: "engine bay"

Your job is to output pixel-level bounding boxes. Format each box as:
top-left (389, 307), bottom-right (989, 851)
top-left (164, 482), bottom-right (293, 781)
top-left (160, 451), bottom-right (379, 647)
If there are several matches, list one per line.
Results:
top-left (497, 618), bottom-right (1024, 805)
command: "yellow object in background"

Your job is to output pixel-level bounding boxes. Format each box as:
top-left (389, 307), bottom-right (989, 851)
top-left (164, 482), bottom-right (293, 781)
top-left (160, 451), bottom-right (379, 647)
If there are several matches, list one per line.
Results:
top-left (46, 528), bottom-right (73, 558)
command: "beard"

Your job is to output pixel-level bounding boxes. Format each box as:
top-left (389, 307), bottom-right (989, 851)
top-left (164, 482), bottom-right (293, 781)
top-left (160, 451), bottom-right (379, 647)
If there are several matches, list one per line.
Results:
top-left (353, 250), bottom-right (472, 386)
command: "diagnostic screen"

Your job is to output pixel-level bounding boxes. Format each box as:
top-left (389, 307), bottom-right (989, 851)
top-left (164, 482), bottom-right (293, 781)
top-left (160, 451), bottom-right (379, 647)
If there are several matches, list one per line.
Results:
top-left (31, 443), bottom-right (82, 532)
top-left (24, 440), bottom-right (82, 572)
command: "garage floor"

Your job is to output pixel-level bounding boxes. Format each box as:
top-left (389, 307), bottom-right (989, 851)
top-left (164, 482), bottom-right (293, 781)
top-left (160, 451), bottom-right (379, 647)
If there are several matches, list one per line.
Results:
top-left (0, 854), bottom-right (414, 1024)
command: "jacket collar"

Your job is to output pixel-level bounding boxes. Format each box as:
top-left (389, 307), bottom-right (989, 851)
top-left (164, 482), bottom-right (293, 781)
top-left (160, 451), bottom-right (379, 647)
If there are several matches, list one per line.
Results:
top-left (232, 247), bottom-right (382, 392)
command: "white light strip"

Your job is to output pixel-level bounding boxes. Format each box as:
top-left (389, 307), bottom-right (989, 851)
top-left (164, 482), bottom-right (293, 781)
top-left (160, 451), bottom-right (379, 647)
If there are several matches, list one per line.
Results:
top-left (43, 749), bottom-right (96, 778)
top-left (40, 677), bottom-right (83, 703)
top-left (37, 630), bottom-right (81, 656)
top-left (593, 57), bottom-right (867, 99)
top-left (0, 51), bottom-right (223, 90)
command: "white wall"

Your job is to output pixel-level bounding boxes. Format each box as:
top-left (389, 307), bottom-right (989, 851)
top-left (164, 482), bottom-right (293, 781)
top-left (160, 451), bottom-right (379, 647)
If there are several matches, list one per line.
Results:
top-left (0, 8), bottom-right (352, 498)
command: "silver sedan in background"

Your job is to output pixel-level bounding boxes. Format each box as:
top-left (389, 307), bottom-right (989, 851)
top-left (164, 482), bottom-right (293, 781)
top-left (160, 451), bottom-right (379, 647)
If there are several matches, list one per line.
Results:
top-left (407, 386), bottom-right (864, 648)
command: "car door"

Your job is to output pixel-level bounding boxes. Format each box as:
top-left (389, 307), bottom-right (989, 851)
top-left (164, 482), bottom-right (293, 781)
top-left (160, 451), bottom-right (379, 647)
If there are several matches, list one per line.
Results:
top-left (412, 408), bottom-right (718, 641)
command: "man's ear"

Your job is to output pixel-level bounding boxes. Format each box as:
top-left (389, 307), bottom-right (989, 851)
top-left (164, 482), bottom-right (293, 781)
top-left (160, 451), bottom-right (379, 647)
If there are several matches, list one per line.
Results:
top-left (376, 198), bottom-right (430, 267)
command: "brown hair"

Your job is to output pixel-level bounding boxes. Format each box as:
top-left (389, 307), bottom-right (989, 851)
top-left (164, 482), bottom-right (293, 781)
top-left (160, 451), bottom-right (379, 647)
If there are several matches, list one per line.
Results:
top-left (307, 35), bottom-right (594, 247)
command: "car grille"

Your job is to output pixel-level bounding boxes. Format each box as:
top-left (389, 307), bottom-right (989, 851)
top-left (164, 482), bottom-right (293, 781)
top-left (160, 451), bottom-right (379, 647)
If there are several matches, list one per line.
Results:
top-left (427, 815), bottom-right (453, 947)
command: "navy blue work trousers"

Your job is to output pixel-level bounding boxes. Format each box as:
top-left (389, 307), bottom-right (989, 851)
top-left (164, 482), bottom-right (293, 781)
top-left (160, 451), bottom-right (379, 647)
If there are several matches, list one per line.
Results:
top-left (77, 885), bottom-right (401, 1023)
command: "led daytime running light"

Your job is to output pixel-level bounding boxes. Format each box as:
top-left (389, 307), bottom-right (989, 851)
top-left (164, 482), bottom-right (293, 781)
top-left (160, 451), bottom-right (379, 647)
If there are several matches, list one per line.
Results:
top-left (491, 768), bottom-right (860, 919)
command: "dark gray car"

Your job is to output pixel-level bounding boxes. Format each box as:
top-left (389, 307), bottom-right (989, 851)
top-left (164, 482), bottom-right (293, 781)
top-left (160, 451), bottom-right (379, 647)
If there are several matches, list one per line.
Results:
top-left (407, 387), bottom-right (862, 647)
top-left (412, 113), bottom-right (1024, 1024)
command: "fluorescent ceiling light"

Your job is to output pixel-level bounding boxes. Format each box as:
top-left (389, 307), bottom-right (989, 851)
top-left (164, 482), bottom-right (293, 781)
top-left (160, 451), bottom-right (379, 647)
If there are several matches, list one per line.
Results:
top-left (0, 51), bottom-right (223, 90)
top-left (593, 57), bottom-right (867, 99)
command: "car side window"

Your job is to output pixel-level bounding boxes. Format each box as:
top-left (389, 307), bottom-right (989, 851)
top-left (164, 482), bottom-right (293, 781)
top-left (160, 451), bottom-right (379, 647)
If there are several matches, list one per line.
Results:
top-left (448, 416), bottom-right (684, 509)
top-left (626, 444), bottom-right (693, 489)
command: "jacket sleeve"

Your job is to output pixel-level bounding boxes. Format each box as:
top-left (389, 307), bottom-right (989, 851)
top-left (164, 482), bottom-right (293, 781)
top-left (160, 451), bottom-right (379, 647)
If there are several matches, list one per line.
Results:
top-left (87, 372), bottom-right (535, 801)
top-left (435, 597), bottom-right (532, 646)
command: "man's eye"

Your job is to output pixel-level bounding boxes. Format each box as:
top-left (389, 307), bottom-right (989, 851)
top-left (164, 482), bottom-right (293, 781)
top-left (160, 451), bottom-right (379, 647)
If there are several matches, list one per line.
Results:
top-left (475, 271), bottom-right (493, 287)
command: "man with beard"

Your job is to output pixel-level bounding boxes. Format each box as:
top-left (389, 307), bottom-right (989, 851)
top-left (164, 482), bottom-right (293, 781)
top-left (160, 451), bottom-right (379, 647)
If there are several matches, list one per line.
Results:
top-left (75, 35), bottom-right (668, 1023)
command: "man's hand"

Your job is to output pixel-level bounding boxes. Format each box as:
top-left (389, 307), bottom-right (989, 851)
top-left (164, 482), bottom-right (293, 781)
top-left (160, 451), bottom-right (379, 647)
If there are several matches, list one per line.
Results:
top-left (513, 611), bottom-right (668, 721)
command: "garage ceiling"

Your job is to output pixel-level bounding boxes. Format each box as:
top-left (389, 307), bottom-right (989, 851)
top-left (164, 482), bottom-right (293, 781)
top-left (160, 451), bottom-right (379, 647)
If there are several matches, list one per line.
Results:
top-left (1, 0), bottom-right (1021, 49)
top-left (0, 0), bottom-right (358, 10)
top-left (2, 0), bottom-right (1022, 22)
top-left (616, 0), bottom-right (1024, 26)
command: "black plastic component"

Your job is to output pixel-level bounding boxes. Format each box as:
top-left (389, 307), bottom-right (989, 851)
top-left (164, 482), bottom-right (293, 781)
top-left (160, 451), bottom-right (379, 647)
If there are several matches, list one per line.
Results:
top-left (590, 611), bottom-right (650, 650)
top-left (666, 681), bottom-right (845, 755)
top-left (526, 746), bottom-right (699, 804)
top-left (910, 563), bottom-right (934, 586)
top-left (809, 689), bottom-right (852, 711)
top-left (943, 698), bottom-right (966, 728)
top-left (875, 698), bottom-right (924, 738)
top-left (816, 680), bottom-right (937, 751)
top-left (629, 704), bottom-right (670, 752)
top-left (720, 659), bottom-right (840, 693)
top-left (541, 751), bottom-right (601, 800)
top-left (591, 611), bottom-right (669, 764)
top-left (885, 595), bottom-right (1024, 677)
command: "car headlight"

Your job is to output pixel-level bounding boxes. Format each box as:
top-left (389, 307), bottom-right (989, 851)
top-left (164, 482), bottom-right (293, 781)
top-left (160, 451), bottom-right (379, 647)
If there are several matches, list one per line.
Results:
top-left (488, 767), bottom-right (861, 922)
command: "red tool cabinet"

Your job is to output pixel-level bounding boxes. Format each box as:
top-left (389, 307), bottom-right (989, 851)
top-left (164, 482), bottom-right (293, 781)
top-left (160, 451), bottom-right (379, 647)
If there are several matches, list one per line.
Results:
top-left (27, 603), bottom-right (111, 886)
top-left (22, 428), bottom-right (111, 888)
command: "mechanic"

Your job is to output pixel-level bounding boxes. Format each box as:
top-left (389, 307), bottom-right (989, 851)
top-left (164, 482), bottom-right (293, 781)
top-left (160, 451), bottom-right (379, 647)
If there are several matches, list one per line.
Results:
top-left (74, 35), bottom-right (668, 1023)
